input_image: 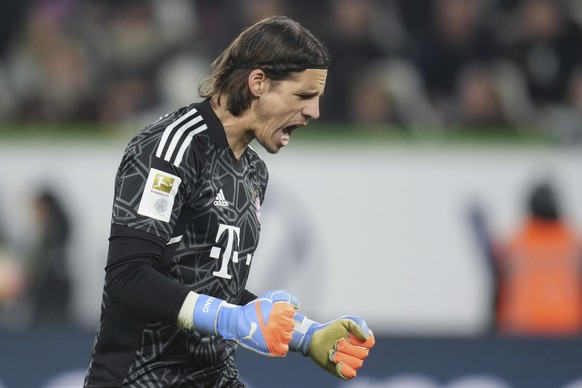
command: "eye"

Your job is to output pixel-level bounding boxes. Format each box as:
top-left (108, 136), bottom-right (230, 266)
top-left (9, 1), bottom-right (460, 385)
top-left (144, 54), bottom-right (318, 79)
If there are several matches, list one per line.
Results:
top-left (296, 93), bottom-right (317, 100)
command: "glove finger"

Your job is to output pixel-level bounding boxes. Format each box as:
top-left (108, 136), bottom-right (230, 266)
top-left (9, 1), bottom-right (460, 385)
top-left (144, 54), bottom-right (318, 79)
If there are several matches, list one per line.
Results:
top-left (340, 316), bottom-right (370, 342)
top-left (269, 341), bottom-right (289, 356)
top-left (335, 361), bottom-right (357, 381)
top-left (271, 303), bottom-right (295, 341)
top-left (332, 350), bottom-right (364, 370)
top-left (280, 303), bottom-right (297, 320)
top-left (280, 329), bottom-right (293, 343)
top-left (348, 331), bottom-right (376, 349)
top-left (260, 302), bottom-right (295, 355)
top-left (269, 302), bottom-right (296, 335)
top-left (270, 289), bottom-right (300, 308)
top-left (279, 312), bottom-right (296, 333)
top-left (336, 338), bottom-right (369, 359)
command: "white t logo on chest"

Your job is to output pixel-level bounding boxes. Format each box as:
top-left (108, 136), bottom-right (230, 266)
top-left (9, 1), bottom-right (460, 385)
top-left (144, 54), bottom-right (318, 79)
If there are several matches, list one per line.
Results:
top-left (209, 223), bottom-right (253, 279)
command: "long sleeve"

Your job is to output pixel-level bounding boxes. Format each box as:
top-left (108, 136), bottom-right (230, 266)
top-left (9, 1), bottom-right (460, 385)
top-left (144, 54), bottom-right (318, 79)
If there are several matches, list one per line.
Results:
top-left (104, 225), bottom-right (190, 325)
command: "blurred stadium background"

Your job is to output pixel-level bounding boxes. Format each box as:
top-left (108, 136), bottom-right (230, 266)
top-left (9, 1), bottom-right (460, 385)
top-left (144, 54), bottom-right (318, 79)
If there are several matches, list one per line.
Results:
top-left (1, 0), bottom-right (582, 387)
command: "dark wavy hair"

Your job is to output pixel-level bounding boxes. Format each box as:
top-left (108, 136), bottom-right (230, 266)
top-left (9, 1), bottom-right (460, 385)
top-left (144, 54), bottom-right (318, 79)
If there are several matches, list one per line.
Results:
top-left (198, 15), bottom-right (331, 116)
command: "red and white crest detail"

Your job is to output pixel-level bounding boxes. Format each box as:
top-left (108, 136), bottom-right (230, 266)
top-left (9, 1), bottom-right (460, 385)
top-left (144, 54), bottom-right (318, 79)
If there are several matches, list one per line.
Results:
top-left (255, 196), bottom-right (261, 224)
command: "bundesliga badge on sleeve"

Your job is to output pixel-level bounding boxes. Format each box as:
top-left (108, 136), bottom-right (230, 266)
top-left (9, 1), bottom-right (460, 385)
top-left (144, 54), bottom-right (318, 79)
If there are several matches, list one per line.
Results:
top-left (137, 168), bottom-right (181, 222)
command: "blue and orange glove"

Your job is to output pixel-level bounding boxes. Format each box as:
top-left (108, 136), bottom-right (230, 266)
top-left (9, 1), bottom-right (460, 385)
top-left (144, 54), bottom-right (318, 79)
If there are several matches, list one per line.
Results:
top-left (289, 314), bottom-right (375, 380)
top-left (192, 289), bottom-right (299, 356)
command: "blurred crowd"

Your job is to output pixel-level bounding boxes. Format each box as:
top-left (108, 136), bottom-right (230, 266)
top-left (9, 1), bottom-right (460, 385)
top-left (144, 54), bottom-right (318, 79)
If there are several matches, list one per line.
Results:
top-left (1, 0), bottom-right (582, 143)
top-left (0, 188), bottom-right (74, 329)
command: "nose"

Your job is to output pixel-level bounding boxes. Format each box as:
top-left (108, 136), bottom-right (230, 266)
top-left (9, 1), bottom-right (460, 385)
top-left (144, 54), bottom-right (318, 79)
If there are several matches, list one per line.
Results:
top-left (302, 99), bottom-right (320, 121)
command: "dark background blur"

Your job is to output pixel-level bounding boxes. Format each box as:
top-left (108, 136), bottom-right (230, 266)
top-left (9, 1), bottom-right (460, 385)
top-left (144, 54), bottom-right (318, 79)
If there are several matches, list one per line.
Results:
top-left (0, 0), bottom-right (581, 143)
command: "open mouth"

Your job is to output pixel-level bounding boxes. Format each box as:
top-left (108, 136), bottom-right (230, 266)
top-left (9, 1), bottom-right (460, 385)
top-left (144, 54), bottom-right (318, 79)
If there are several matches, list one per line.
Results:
top-left (280, 125), bottom-right (299, 146)
top-left (282, 124), bottom-right (299, 135)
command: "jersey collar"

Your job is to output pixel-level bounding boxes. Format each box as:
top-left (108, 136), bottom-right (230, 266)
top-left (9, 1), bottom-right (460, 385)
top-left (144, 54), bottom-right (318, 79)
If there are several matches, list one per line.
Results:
top-left (197, 98), bottom-right (229, 148)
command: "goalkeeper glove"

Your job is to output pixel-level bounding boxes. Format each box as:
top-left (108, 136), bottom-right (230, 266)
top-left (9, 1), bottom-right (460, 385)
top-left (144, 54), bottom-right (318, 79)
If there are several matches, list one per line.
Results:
top-left (190, 289), bottom-right (299, 356)
top-left (289, 314), bottom-right (375, 380)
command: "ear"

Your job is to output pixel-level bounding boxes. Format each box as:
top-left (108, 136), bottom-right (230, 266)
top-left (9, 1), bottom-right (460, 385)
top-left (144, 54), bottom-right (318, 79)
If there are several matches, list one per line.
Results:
top-left (248, 69), bottom-right (267, 97)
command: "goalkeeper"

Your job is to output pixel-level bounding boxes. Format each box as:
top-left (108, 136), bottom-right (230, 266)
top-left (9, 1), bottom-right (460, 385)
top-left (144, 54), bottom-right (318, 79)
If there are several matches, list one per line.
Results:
top-left (84, 15), bottom-right (374, 387)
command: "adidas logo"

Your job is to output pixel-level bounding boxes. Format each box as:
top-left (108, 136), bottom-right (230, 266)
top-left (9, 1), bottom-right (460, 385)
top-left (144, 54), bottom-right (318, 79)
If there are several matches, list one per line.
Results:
top-left (213, 189), bottom-right (229, 207)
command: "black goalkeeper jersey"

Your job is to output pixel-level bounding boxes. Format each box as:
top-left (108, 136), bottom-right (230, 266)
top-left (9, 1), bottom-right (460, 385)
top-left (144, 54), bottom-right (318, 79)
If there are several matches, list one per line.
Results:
top-left (85, 99), bottom-right (268, 387)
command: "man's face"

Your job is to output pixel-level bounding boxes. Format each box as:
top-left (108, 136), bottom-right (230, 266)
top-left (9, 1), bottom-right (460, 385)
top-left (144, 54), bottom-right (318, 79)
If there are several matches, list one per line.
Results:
top-left (252, 69), bottom-right (327, 154)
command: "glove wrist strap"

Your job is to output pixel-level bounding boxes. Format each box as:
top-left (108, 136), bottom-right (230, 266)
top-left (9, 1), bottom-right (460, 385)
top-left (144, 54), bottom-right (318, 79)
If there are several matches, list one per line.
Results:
top-left (290, 313), bottom-right (316, 356)
top-left (192, 295), bottom-right (226, 335)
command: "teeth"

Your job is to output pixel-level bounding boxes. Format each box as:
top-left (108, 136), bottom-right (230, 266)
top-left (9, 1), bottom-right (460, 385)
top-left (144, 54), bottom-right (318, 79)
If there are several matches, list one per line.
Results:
top-left (281, 133), bottom-right (290, 141)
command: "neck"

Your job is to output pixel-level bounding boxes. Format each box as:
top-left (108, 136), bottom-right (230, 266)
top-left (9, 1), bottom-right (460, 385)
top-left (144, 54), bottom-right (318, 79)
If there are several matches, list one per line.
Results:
top-left (210, 96), bottom-right (254, 160)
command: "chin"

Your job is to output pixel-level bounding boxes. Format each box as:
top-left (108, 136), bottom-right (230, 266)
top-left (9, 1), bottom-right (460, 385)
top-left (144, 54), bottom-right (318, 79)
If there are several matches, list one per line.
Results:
top-left (266, 147), bottom-right (282, 154)
top-left (257, 140), bottom-right (282, 154)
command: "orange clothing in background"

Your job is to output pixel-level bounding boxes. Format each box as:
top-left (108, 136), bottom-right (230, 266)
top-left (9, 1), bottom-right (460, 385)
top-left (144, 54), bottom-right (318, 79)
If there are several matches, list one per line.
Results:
top-left (496, 218), bottom-right (582, 335)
